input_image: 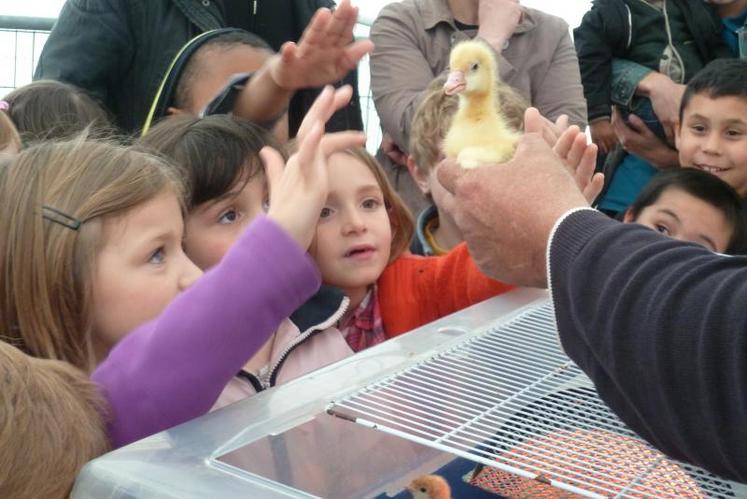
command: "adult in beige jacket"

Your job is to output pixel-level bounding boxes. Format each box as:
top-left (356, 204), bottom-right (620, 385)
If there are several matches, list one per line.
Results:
top-left (370, 0), bottom-right (587, 214)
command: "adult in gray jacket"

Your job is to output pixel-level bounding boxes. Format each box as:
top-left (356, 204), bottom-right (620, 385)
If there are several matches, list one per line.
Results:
top-left (370, 0), bottom-right (587, 214)
top-left (35, 0), bottom-right (365, 134)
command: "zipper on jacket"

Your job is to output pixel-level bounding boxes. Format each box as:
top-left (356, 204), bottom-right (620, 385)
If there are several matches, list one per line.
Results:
top-left (264, 296), bottom-right (351, 389)
top-left (237, 369), bottom-right (264, 393)
top-left (625, 5), bottom-right (633, 50)
top-left (252, 0), bottom-right (257, 16)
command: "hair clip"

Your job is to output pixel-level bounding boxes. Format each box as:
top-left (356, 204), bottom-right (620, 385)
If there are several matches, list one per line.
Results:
top-left (42, 205), bottom-right (81, 231)
top-left (0, 100), bottom-right (9, 111)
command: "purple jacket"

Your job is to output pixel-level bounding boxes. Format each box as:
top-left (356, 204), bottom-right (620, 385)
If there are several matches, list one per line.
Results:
top-left (93, 216), bottom-right (321, 448)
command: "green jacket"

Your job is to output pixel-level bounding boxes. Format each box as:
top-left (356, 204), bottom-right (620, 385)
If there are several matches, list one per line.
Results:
top-left (35, 0), bottom-right (362, 134)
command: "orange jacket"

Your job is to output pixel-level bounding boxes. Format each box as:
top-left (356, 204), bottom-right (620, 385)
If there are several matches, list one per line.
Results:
top-left (377, 243), bottom-right (514, 338)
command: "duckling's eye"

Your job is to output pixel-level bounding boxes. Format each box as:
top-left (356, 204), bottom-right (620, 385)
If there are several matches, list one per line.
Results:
top-left (470, 62), bottom-right (479, 72)
top-left (419, 487), bottom-right (427, 493)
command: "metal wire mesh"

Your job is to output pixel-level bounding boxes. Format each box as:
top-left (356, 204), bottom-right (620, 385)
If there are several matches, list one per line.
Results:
top-left (327, 302), bottom-right (741, 498)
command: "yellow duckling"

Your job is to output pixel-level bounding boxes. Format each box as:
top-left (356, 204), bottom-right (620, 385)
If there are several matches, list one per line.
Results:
top-left (443, 40), bottom-right (520, 169)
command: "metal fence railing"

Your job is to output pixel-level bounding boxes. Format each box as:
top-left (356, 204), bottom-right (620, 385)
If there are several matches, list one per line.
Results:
top-left (0, 15), bottom-right (382, 151)
top-left (0, 16), bottom-right (54, 96)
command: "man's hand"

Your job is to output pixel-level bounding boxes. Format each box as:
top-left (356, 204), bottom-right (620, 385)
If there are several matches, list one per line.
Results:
top-left (590, 119), bottom-right (618, 155)
top-left (523, 107), bottom-right (570, 148)
top-left (611, 107), bottom-right (680, 169)
top-left (437, 133), bottom-right (588, 288)
top-left (477, 0), bottom-right (522, 51)
top-left (270, 0), bottom-right (374, 91)
top-left (637, 71), bottom-right (685, 144)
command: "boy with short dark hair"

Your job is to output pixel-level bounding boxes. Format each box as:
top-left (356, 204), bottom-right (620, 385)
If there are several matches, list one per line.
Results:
top-left (675, 58), bottom-right (747, 197)
top-left (624, 168), bottom-right (746, 253)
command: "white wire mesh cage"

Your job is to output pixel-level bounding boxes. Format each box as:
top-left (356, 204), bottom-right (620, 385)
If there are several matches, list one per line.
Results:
top-left (326, 303), bottom-right (743, 499)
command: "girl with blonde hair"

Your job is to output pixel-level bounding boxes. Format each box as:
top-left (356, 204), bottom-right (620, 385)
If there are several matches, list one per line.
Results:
top-left (0, 85), bottom-right (363, 447)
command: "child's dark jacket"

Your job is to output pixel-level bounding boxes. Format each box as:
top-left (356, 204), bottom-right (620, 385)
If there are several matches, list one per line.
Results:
top-left (574, 0), bottom-right (729, 121)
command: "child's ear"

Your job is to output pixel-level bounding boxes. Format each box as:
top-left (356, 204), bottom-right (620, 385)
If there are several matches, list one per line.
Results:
top-left (406, 155), bottom-right (430, 196)
top-left (622, 209), bottom-right (634, 223)
top-left (674, 120), bottom-right (682, 151)
top-left (166, 106), bottom-right (189, 116)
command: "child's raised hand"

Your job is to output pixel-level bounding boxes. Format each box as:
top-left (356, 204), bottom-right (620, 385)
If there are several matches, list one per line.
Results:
top-left (269, 0), bottom-right (374, 91)
top-left (262, 86), bottom-right (366, 250)
top-left (553, 125), bottom-right (604, 204)
top-left (295, 85), bottom-right (354, 141)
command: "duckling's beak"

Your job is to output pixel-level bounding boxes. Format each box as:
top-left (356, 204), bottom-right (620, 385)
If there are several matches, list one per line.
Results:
top-left (444, 70), bottom-right (466, 95)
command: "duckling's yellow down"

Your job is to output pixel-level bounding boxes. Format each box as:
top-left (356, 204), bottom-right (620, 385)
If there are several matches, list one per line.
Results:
top-left (443, 40), bottom-right (520, 169)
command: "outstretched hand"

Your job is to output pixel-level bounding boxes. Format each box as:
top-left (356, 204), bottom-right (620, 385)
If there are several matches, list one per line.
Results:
top-left (263, 85), bottom-right (366, 250)
top-left (270, 0), bottom-right (374, 91)
top-left (553, 126), bottom-right (604, 203)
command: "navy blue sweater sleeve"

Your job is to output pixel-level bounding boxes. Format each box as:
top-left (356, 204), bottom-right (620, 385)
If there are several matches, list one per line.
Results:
top-left (549, 209), bottom-right (747, 481)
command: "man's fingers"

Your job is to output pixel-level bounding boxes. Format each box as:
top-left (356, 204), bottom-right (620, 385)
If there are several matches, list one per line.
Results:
top-left (524, 108), bottom-right (563, 147)
top-left (513, 132), bottom-right (554, 158)
top-left (523, 107), bottom-right (543, 135)
top-left (320, 131), bottom-right (366, 155)
top-left (437, 159), bottom-right (466, 195)
top-left (260, 146), bottom-right (287, 202)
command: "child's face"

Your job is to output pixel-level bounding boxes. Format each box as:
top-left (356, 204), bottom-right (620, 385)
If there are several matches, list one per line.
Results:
top-left (623, 187), bottom-right (732, 252)
top-left (184, 172), bottom-right (266, 270)
top-left (187, 45), bottom-right (271, 113)
top-left (172, 45), bottom-right (289, 143)
top-left (676, 94), bottom-right (747, 196)
top-left (91, 189), bottom-right (202, 356)
top-left (310, 153), bottom-right (393, 301)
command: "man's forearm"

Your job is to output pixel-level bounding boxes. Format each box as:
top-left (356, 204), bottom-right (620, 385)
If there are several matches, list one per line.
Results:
top-left (549, 209), bottom-right (747, 481)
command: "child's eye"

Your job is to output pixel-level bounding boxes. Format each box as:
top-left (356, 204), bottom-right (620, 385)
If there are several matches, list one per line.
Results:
top-left (148, 247), bottom-right (166, 265)
top-left (361, 198), bottom-right (381, 210)
top-left (726, 129), bottom-right (744, 139)
top-left (690, 124), bottom-right (706, 134)
top-left (654, 224), bottom-right (670, 236)
top-left (218, 209), bottom-right (240, 225)
top-left (320, 207), bottom-right (333, 219)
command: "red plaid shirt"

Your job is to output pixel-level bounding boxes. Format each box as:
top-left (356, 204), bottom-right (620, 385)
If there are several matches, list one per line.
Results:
top-left (339, 287), bottom-right (387, 353)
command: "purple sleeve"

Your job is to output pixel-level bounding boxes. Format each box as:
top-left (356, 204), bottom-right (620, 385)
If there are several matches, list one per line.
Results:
top-left (93, 216), bottom-right (321, 448)
top-left (549, 209), bottom-right (747, 481)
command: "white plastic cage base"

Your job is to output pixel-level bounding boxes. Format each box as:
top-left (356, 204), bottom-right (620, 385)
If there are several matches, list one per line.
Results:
top-left (327, 303), bottom-right (742, 498)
